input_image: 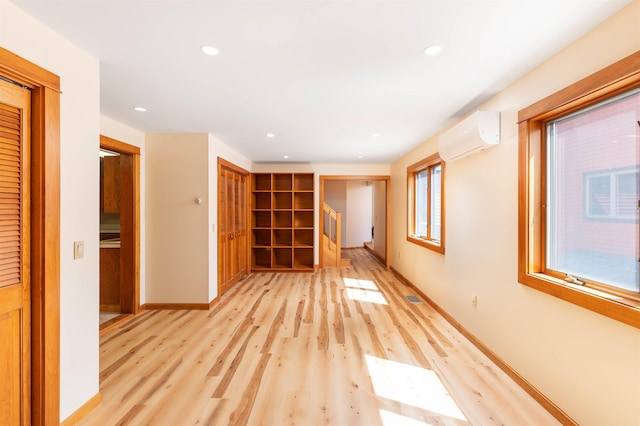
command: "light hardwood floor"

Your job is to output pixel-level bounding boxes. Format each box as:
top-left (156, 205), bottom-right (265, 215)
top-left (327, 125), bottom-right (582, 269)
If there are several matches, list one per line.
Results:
top-left (81, 249), bottom-right (559, 425)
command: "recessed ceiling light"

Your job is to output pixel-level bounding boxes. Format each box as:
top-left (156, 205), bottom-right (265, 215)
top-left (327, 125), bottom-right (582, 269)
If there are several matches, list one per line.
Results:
top-left (372, 133), bottom-right (381, 138)
top-left (283, 155), bottom-right (289, 159)
top-left (266, 133), bottom-right (275, 138)
top-left (134, 107), bottom-right (147, 112)
top-left (201, 45), bottom-right (219, 56)
top-left (424, 45), bottom-right (443, 56)
top-left (357, 155), bottom-right (364, 159)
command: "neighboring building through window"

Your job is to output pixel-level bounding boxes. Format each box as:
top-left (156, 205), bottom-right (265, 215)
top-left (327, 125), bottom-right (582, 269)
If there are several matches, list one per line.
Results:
top-left (518, 51), bottom-right (640, 329)
top-left (407, 154), bottom-right (445, 254)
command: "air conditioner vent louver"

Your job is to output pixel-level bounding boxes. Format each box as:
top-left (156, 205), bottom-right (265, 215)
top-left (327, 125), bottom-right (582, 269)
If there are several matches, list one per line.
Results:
top-left (438, 111), bottom-right (500, 162)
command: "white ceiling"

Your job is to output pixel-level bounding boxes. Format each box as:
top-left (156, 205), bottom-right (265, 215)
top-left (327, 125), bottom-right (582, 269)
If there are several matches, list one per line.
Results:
top-left (12, 0), bottom-right (631, 164)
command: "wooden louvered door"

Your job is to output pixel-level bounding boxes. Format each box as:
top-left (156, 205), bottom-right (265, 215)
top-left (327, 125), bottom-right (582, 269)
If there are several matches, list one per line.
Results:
top-left (217, 158), bottom-right (248, 297)
top-left (0, 79), bottom-right (31, 425)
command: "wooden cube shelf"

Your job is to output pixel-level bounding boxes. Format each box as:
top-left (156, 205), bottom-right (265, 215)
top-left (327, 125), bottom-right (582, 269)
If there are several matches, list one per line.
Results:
top-left (250, 173), bottom-right (314, 271)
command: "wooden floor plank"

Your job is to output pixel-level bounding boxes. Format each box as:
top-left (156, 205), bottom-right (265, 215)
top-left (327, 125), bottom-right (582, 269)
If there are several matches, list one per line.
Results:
top-left (81, 248), bottom-right (560, 426)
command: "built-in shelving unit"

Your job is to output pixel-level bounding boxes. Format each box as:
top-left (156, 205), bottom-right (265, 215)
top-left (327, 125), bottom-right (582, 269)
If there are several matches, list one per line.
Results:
top-left (251, 173), bottom-right (315, 271)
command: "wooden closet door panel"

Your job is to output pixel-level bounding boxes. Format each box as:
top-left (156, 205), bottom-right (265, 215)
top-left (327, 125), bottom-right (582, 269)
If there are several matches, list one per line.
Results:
top-left (226, 169), bottom-right (237, 285)
top-left (218, 159), bottom-right (249, 296)
top-left (218, 168), bottom-right (229, 288)
top-left (237, 174), bottom-right (247, 276)
top-left (0, 78), bottom-right (31, 425)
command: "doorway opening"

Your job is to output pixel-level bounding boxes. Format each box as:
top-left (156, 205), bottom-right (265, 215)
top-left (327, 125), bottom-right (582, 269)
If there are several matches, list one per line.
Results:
top-left (99, 135), bottom-right (140, 332)
top-left (319, 176), bottom-right (390, 269)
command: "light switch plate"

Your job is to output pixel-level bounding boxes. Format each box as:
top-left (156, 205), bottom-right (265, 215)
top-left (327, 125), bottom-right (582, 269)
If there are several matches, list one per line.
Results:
top-left (74, 241), bottom-right (84, 259)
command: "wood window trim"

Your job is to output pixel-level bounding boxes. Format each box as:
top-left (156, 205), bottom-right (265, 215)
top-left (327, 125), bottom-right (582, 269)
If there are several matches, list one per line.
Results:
top-left (407, 153), bottom-right (445, 254)
top-left (518, 49), bottom-right (640, 329)
top-left (0, 47), bottom-right (61, 423)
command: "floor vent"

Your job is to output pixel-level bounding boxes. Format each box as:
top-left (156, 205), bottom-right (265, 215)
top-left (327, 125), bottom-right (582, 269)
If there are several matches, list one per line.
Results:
top-left (404, 295), bottom-right (422, 304)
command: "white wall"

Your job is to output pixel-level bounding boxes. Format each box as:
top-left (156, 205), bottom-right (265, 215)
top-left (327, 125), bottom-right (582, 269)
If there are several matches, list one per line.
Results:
top-left (252, 163), bottom-right (390, 264)
top-left (0, 1), bottom-right (101, 420)
top-left (345, 181), bottom-right (372, 248)
top-left (100, 116), bottom-right (147, 304)
top-left (372, 180), bottom-right (386, 260)
top-left (207, 135), bottom-right (252, 302)
top-left (389, 2), bottom-right (640, 425)
top-left (146, 133), bottom-right (209, 303)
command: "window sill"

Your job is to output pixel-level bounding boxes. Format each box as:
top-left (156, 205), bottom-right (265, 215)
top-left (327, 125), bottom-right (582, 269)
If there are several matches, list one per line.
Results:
top-left (407, 235), bottom-right (444, 254)
top-left (519, 272), bottom-right (640, 329)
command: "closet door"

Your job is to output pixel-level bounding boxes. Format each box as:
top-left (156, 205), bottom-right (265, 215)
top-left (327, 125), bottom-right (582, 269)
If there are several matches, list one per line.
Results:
top-left (0, 77), bottom-right (31, 424)
top-left (218, 159), bottom-right (249, 296)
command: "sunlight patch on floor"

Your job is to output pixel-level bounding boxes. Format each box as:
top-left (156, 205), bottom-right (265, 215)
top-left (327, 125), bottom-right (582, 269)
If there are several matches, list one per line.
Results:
top-left (344, 277), bottom-right (379, 290)
top-left (344, 278), bottom-right (388, 304)
top-left (379, 409), bottom-right (437, 426)
top-left (366, 354), bottom-right (468, 422)
top-left (346, 287), bottom-right (388, 304)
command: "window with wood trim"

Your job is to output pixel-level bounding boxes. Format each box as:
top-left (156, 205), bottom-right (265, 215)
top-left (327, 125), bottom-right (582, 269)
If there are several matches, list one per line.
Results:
top-left (407, 153), bottom-right (445, 253)
top-left (518, 50), bottom-right (640, 329)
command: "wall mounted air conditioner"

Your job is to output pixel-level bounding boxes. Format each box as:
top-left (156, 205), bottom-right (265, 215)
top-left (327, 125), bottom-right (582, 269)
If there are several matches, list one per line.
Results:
top-left (438, 111), bottom-right (500, 162)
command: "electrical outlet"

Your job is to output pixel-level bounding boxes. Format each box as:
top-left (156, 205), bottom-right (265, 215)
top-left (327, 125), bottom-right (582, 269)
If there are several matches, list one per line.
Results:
top-left (471, 293), bottom-right (478, 308)
top-left (73, 241), bottom-right (84, 260)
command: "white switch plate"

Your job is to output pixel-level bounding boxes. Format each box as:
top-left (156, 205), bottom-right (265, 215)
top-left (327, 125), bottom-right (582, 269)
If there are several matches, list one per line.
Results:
top-left (73, 241), bottom-right (84, 259)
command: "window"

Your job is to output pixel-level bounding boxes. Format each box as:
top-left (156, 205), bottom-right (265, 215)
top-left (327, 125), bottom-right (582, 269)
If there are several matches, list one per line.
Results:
top-left (584, 168), bottom-right (638, 221)
top-left (407, 154), bottom-right (445, 253)
top-left (519, 50), bottom-right (640, 329)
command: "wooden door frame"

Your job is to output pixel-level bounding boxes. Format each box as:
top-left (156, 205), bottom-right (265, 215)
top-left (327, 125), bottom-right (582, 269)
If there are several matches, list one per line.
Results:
top-left (100, 135), bottom-right (141, 315)
top-left (0, 48), bottom-right (61, 424)
top-left (216, 157), bottom-right (250, 298)
top-left (319, 175), bottom-right (390, 269)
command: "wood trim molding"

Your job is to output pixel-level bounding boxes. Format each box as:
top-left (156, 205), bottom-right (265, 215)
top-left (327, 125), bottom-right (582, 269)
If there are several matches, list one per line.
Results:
top-left (100, 135), bottom-right (140, 155)
top-left (217, 156), bottom-right (250, 176)
top-left (0, 47), bottom-right (60, 91)
top-left (518, 50), bottom-right (640, 122)
top-left (389, 266), bottom-right (578, 426)
top-left (60, 392), bottom-right (102, 426)
top-left (144, 303), bottom-right (211, 311)
top-left (0, 47), bottom-right (62, 425)
top-left (100, 136), bottom-right (141, 315)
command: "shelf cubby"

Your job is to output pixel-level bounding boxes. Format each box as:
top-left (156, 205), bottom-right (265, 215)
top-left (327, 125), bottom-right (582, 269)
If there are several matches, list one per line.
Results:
top-left (293, 248), bottom-right (314, 269)
top-left (252, 248), bottom-right (272, 269)
top-left (274, 211), bottom-right (292, 228)
top-left (294, 174), bottom-right (314, 191)
top-left (273, 229), bottom-right (292, 247)
top-left (294, 211), bottom-right (314, 228)
top-left (252, 229), bottom-right (271, 247)
top-left (294, 229), bottom-right (314, 247)
top-left (294, 192), bottom-right (313, 210)
top-left (274, 173), bottom-right (293, 191)
top-left (274, 192), bottom-right (292, 210)
top-left (273, 248), bottom-right (293, 269)
top-left (252, 211), bottom-right (271, 228)
top-left (253, 173), bottom-right (272, 191)
top-left (252, 192), bottom-right (271, 210)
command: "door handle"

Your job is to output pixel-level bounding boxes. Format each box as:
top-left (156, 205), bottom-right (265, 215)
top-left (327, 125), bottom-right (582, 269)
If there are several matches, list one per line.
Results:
top-left (236, 232), bottom-right (240, 238)
top-left (229, 234), bottom-right (234, 240)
